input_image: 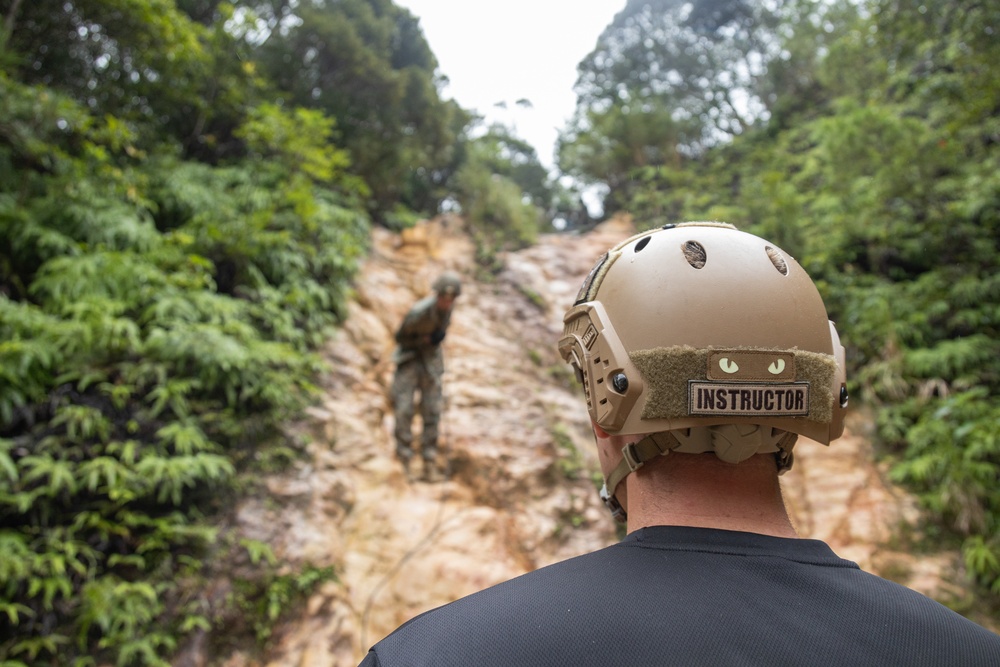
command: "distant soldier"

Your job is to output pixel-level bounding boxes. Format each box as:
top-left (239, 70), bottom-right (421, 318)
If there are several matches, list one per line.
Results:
top-left (390, 271), bottom-right (461, 480)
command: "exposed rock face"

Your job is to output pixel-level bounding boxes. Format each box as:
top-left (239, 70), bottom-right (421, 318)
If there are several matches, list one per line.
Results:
top-left (219, 216), bottom-right (978, 667)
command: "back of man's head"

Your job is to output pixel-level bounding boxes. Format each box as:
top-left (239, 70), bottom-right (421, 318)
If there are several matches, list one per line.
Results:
top-left (558, 222), bottom-right (848, 521)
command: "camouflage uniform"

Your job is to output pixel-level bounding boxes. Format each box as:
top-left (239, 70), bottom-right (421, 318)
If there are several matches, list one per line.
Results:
top-left (391, 288), bottom-right (455, 469)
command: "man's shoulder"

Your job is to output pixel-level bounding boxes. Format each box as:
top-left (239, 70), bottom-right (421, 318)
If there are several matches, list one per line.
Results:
top-left (404, 295), bottom-right (437, 318)
top-left (397, 297), bottom-right (437, 332)
top-left (410, 294), bottom-right (437, 313)
top-left (364, 547), bottom-right (622, 665)
top-left (363, 530), bottom-right (1000, 666)
top-left (403, 544), bottom-right (618, 622)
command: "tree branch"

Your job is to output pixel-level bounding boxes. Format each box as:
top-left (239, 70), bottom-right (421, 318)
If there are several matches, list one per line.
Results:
top-left (2, 0), bottom-right (24, 45)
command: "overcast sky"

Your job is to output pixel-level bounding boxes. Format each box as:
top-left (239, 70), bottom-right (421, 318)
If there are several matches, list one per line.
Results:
top-left (394, 1), bottom-right (624, 171)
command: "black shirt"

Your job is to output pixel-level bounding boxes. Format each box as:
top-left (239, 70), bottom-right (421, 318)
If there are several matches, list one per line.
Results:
top-left (360, 526), bottom-right (1000, 666)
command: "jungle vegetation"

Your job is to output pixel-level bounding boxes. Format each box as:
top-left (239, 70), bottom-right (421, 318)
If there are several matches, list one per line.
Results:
top-left (0, 0), bottom-right (553, 663)
top-left (0, 0), bottom-right (997, 663)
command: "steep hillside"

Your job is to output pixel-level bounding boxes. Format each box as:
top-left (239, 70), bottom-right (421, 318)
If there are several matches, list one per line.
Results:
top-left (212, 216), bottom-right (979, 666)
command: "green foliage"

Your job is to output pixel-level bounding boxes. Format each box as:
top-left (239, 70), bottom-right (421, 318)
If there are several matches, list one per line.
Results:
top-left (559, 100), bottom-right (686, 213)
top-left (0, 2), bottom-right (370, 663)
top-left (550, 423), bottom-right (584, 482)
top-left (453, 127), bottom-right (547, 272)
top-left (559, 0), bottom-right (804, 207)
top-left (255, 0), bottom-right (464, 220)
top-left (468, 125), bottom-right (554, 211)
top-left (230, 563), bottom-right (336, 644)
top-left (77, 578), bottom-right (174, 666)
top-left (889, 391), bottom-right (1000, 538)
top-left (235, 103), bottom-right (355, 188)
top-left (3, 0), bottom-right (257, 163)
top-left (455, 161), bottom-right (541, 272)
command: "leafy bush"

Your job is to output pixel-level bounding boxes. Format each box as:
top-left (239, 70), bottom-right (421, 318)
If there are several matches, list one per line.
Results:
top-left (0, 70), bottom-right (369, 664)
top-left (454, 160), bottom-right (542, 272)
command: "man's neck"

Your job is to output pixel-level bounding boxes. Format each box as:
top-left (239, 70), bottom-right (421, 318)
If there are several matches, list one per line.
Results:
top-left (625, 453), bottom-right (798, 538)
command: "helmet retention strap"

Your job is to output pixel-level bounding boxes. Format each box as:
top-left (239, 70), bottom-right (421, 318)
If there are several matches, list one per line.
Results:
top-left (601, 431), bottom-right (682, 522)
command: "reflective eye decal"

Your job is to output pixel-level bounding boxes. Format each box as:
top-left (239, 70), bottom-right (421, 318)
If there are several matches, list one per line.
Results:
top-left (707, 351), bottom-right (796, 382)
top-left (718, 358), bottom-right (740, 374)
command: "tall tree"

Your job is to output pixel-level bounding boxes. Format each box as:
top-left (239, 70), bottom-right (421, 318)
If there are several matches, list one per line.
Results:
top-left (559, 0), bottom-right (848, 212)
top-left (255, 0), bottom-right (463, 220)
top-left (472, 123), bottom-right (553, 210)
top-left (3, 0), bottom-right (257, 161)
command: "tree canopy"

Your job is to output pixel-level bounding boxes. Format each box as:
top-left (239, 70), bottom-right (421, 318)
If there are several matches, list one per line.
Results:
top-left (254, 0), bottom-right (463, 219)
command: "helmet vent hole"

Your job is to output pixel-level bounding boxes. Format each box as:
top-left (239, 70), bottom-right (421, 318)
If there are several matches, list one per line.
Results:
top-left (765, 246), bottom-right (789, 275)
top-left (635, 236), bottom-right (651, 252)
top-left (682, 241), bottom-right (706, 269)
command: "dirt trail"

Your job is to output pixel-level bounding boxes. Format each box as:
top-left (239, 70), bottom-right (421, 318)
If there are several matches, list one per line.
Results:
top-left (220, 216), bottom-right (972, 667)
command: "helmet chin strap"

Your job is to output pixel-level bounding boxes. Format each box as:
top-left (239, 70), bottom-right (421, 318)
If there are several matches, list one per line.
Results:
top-left (600, 431), bottom-right (682, 523)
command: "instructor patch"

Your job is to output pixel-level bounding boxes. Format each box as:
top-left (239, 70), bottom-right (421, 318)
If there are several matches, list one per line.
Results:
top-left (689, 381), bottom-right (810, 417)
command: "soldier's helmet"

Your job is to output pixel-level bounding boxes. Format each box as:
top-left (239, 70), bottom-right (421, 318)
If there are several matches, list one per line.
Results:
top-left (433, 271), bottom-right (462, 298)
top-left (558, 222), bottom-right (847, 477)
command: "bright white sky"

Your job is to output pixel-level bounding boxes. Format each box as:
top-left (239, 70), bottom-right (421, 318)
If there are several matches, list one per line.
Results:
top-left (394, 1), bottom-right (624, 171)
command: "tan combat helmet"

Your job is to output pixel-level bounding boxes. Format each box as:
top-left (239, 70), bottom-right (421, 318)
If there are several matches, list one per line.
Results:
top-left (432, 271), bottom-right (462, 297)
top-left (558, 222), bottom-right (847, 520)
